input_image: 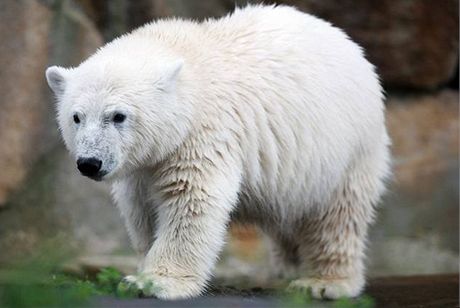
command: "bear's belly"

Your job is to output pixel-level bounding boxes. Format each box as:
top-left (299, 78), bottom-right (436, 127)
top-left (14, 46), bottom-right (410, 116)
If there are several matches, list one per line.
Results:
top-left (229, 184), bottom-right (315, 232)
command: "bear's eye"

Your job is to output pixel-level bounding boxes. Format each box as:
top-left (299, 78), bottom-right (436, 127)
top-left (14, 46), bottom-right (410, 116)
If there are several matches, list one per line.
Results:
top-left (73, 114), bottom-right (80, 124)
top-left (113, 113), bottom-right (126, 123)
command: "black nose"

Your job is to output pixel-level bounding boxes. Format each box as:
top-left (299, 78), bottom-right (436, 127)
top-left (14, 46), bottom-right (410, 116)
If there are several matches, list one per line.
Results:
top-left (77, 157), bottom-right (102, 177)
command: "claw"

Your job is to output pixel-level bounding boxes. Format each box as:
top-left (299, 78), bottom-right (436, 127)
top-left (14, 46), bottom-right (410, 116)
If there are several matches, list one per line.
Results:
top-left (118, 274), bottom-right (160, 297)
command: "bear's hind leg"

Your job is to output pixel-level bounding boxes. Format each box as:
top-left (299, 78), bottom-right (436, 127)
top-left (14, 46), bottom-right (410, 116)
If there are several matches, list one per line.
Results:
top-left (265, 232), bottom-right (300, 280)
top-left (289, 159), bottom-right (387, 299)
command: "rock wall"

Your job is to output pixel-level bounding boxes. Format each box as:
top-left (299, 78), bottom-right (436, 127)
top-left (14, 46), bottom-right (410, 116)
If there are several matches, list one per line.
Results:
top-left (0, 0), bottom-right (128, 262)
top-left (279, 0), bottom-right (459, 90)
top-left (0, 0), bottom-right (104, 207)
top-left (0, 1), bottom-right (52, 206)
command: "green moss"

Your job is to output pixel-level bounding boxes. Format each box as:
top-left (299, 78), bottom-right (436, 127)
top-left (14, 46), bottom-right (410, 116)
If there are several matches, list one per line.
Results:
top-left (0, 243), bottom-right (137, 308)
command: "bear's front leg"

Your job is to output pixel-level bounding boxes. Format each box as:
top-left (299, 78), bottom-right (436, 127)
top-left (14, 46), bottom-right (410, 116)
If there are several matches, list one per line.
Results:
top-left (112, 174), bottom-right (156, 259)
top-left (124, 154), bottom-right (241, 299)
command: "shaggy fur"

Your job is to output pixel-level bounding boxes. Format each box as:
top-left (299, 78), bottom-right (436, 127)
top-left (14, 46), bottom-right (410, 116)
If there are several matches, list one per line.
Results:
top-left (46, 5), bottom-right (391, 300)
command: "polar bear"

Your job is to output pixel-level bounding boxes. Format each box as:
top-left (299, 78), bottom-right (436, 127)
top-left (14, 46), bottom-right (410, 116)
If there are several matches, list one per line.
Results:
top-left (46, 4), bottom-right (390, 300)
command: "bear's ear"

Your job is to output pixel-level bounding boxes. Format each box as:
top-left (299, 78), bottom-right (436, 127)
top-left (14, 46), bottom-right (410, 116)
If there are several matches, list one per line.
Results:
top-left (157, 59), bottom-right (184, 91)
top-left (46, 66), bottom-right (68, 96)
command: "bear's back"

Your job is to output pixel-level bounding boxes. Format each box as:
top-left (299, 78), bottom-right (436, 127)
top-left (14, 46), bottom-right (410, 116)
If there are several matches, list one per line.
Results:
top-left (101, 5), bottom-right (387, 209)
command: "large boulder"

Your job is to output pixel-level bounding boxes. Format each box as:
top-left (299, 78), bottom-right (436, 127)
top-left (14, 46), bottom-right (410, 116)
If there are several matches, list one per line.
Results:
top-left (387, 90), bottom-right (458, 196)
top-left (368, 90), bottom-right (459, 275)
top-left (0, 0), bottom-right (103, 207)
top-left (0, 0), bottom-right (52, 206)
top-left (0, 146), bottom-right (130, 264)
top-left (0, 0), bottom-right (127, 264)
top-left (280, 0), bottom-right (459, 90)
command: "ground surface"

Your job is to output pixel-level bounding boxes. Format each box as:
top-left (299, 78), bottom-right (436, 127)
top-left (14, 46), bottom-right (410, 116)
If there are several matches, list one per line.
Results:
top-left (94, 274), bottom-right (459, 307)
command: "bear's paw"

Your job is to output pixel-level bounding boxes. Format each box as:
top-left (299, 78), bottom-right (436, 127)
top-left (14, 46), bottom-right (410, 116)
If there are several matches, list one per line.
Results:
top-left (119, 272), bottom-right (203, 299)
top-left (287, 276), bottom-right (364, 300)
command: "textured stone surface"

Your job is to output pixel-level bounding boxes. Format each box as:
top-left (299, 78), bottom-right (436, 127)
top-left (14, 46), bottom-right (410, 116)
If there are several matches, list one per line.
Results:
top-left (0, 147), bottom-right (130, 265)
top-left (368, 90), bottom-right (459, 276)
top-left (0, 0), bottom-right (103, 206)
top-left (387, 91), bottom-right (458, 194)
top-left (0, 0), bottom-right (110, 261)
top-left (0, 0), bottom-right (52, 206)
top-left (47, 0), bottom-right (104, 66)
top-left (277, 0), bottom-right (459, 90)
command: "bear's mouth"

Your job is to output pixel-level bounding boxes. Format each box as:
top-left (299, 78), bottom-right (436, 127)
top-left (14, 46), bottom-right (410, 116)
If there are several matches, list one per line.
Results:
top-left (83, 171), bottom-right (108, 182)
top-left (88, 175), bottom-right (103, 182)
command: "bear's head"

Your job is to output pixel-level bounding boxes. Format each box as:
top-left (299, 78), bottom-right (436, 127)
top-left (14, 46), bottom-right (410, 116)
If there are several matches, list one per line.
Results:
top-left (46, 53), bottom-right (192, 181)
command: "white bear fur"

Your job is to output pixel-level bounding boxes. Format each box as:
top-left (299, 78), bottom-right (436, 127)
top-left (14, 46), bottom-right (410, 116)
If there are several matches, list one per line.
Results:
top-left (46, 5), bottom-right (391, 300)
